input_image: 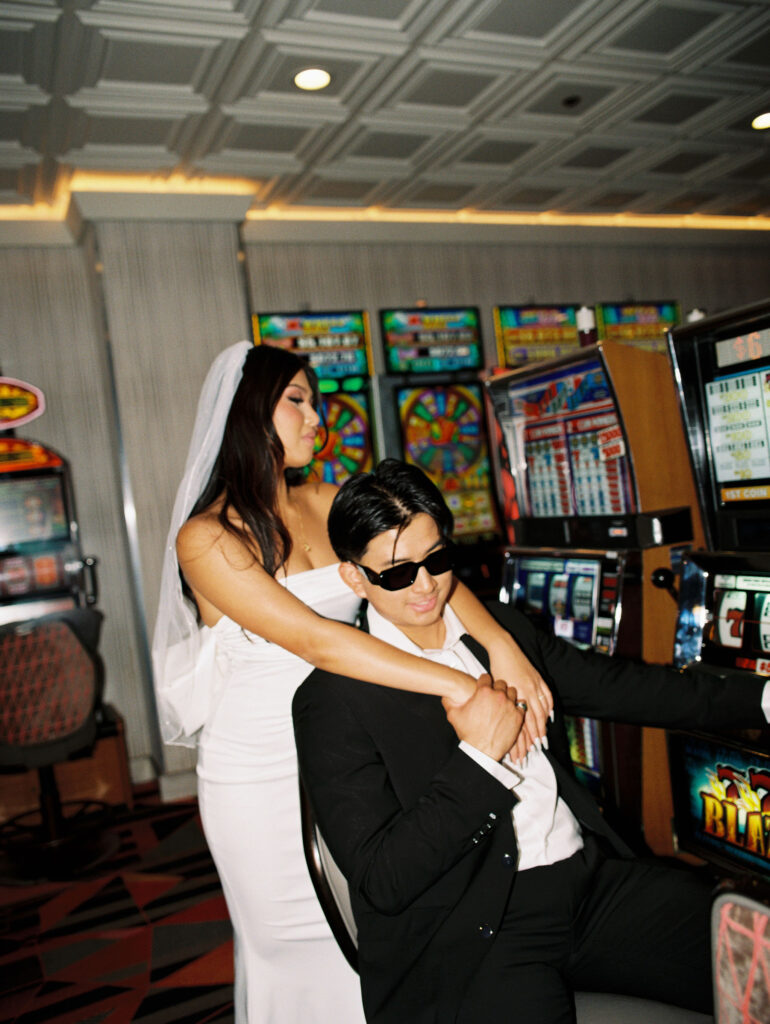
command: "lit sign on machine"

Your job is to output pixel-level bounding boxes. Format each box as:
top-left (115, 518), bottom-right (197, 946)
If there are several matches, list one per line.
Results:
top-left (668, 732), bottom-right (770, 879)
top-left (715, 327), bottom-right (770, 370)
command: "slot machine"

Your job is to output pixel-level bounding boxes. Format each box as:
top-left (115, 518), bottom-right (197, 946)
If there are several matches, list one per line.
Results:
top-left (374, 305), bottom-right (501, 596)
top-left (596, 300), bottom-right (681, 355)
top-left (485, 341), bottom-right (705, 845)
top-left (0, 377), bottom-right (97, 624)
top-left (665, 298), bottom-right (770, 887)
top-left (493, 304), bottom-right (582, 367)
top-left (0, 377), bottom-right (132, 821)
top-left (253, 311), bottom-right (376, 485)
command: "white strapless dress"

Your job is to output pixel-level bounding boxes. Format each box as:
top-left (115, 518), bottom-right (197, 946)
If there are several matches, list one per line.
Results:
top-left (196, 563), bottom-right (365, 1023)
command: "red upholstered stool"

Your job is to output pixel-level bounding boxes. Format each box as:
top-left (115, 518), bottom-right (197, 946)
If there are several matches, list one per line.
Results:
top-left (712, 884), bottom-right (770, 1024)
top-left (0, 608), bottom-right (117, 882)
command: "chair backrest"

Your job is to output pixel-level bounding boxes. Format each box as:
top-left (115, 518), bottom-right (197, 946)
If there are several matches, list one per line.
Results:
top-left (299, 778), bottom-right (358, 971)
top-left (0, 608), bottom-right (104, 769)
top-left (711, 883), bottom-right (770, 1023)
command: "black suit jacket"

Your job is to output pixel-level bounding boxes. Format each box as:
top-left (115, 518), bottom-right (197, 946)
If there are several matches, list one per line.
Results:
top-left (292, 602), bottom-right (766, 1023)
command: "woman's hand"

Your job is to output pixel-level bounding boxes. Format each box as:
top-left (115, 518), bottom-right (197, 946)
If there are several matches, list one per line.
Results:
top-left (488, 641), bottom-right (553, 765)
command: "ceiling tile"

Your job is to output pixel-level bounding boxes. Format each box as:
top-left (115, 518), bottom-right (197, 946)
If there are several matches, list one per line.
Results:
top-left (633, 92), bottom-right (718, 125)
top-left (473, 0), bottom-right (575, 40)
top-left (501, 185), bottom-right (561, 206)
top-left (349, 130), bottom-right (429, 158)
top-left (400, 68), bottom-right (496, 107)
top-left (649, 151), bottom-right (717, 174)
top-left (461, 138), bottom-right (533, 164)
top-left (228, 123), bottom-right (309, 152)
top-left (609, 4), bottom-right (719, 55)
top-left (523, 80), bottom-right (615, 117)
top-left (726, 28), bottom-right (770, 69)
top-left (561, 146), bottom-right (630, 168)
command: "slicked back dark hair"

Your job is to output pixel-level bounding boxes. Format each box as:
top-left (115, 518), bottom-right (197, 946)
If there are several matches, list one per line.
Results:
top-left (328, 458), bottom-right (454, 564)
top-left (188, 344), bottom-right (322, 577)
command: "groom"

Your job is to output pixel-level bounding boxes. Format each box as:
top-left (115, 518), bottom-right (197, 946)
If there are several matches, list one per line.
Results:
top-left (293, 459), bottom-right (769, 1024)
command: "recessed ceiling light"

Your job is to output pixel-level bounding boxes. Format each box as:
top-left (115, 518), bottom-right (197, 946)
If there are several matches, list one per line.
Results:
top-left (294, 68), bottom-right (331, 91)
top-left (751, 111), bottom-right (770, 130)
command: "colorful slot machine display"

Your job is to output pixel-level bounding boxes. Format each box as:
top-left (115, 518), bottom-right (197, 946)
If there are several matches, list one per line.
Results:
top-left (253, 311), bottom-right (376, 485)
top-left (493, 304), bottom-right (581, 367)
top-left (486, 341), bottom-right (705, 843)
top-left (666, 299), bottom-right (770, 889)
top-left (0, 377), bottom-right (133, 821)
top-left (0, 377), bottom-right (97, 625)
top-left (595, 301), bottom-right (680, 355)
top-left (375, 306), bottom-right (501, 595)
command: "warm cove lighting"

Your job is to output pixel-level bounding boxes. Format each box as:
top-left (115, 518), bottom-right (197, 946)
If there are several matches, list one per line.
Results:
top-left (752, 111), bottom-right (770, 130)
top-left (69, 171), bottom-right (256, 195)
top-left (0, 196), bottom-right (69, 220)
top-left (294, 68), bottom-right (331, 91)
top-left (1, 181), bottom-right (769, 233)
top-left (245, 205), bottom-right (770, 232)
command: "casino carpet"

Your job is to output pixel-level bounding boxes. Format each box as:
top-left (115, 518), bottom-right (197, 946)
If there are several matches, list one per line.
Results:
top-left (0, 798), bottom-right (234, 1024)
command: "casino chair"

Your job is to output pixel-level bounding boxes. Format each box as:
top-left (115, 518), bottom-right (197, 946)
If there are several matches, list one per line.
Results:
top-left (300, 777), bottom-right (358, 971)
top-left (299, 780), bottom-right (714, 1023)
top-left (0, 607), bottom-right (117, 881)
top-left (711, 880), bottom-right (770, 1024)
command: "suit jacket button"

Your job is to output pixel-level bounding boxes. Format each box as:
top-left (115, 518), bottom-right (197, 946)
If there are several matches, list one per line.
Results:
top-left (502, 852), bottom-right (515, 868)
top-left (479, 924), bottom-right (494, 939)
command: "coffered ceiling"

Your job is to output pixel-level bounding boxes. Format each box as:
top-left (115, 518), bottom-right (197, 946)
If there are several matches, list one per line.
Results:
top-left (1, 0), bottom-right (769, 224)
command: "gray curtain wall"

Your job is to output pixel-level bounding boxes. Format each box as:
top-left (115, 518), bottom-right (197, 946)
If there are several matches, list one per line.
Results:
top-left (1, 227), bottom-right (768, 789)
top-left (0, 244), bottom-right (150, 768)
top-left (243, 240), bottom-right (770, 371)
top-left (94, 220), bottom-right (250, 777)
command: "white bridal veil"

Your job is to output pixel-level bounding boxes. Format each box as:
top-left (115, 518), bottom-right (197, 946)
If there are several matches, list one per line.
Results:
top-left (151, 341), bottom-right (251, 745)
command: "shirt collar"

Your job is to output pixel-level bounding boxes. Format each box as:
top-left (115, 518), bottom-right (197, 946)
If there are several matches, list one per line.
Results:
top-left (365, 601), bottom-right (465, 655)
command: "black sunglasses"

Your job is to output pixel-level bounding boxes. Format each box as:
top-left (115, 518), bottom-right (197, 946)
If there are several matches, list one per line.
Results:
top-left (355, 546), bottom-right (454, 591)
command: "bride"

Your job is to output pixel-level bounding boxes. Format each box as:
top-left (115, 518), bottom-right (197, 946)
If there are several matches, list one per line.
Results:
top-left (152, 341), bottom-right (552, 1022)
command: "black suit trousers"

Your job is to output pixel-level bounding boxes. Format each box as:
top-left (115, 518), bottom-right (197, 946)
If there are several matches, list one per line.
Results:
top-left (457, 838), bottom-right (714, 1023)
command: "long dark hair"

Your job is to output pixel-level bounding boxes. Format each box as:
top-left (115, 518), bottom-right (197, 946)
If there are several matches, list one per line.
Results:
top-left (188, 344), bottom-right (322, 577)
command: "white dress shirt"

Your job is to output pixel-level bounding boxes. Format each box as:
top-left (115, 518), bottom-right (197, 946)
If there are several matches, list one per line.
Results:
top-left (365, 603), bottom-right (584, 870)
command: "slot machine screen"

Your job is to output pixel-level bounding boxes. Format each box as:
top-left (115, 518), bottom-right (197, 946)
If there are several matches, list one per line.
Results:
top-left (397, 381), bottom-right (497, 538)
top-left (501, 552), bottom-right (600, 647)
top-left (490, 355), bottom-right (637, 523)
top-left (499, 549), bottom-right (628, 789)
top-left (379, 307), bottom-right (483, 374)
top-left (253, 311), bottom-right (375, 484)
top-left (674, 551), bottom-right (770, 677)
top-left (499, 548), bottom-right (625, 654)
top-left (668, 730), bottom-right (770, 881)
top-left (668, 300), bottom-right (770, 551)
top-left (596, 301), bottom-right (679, 354)
top-left (0, 474), bottom-right (68, 549)
top-left (0, 472), bottom-right (71, 601)
top-left (493, 305), bottom-right (580, 367)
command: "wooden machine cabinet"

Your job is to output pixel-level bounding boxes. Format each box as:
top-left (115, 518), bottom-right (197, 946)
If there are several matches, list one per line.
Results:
top-left (600, 342), bottom-right (707, 857)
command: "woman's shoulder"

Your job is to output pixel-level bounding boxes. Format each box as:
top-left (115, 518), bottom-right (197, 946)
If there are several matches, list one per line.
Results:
top-left (176, 505), bottom-right (235, 563)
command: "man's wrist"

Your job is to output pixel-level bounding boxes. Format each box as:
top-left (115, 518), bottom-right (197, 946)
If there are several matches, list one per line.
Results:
top-left (459, 741), bottom-right (520, 788)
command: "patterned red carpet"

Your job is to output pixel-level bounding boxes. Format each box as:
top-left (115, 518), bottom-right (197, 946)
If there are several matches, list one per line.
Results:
top-left (0, 799), bottom-right (234, 1024)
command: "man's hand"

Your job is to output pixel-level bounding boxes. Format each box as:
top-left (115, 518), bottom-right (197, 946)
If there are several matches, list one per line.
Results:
top-left (442, 675), bottom-right (525, 762)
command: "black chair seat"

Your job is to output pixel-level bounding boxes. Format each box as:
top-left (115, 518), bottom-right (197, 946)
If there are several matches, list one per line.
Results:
top-left (0, 608), bottom-right (118, 883)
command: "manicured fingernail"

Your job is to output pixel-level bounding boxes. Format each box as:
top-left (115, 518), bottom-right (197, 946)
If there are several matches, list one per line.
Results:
top-left (542, 736), bottom-right (549, 750)
top-left (550, 711), bottom-right (555, 722)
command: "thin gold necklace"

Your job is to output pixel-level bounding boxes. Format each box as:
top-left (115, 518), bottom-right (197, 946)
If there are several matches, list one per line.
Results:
top-left (292, 497), bottom-right (311, 552)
